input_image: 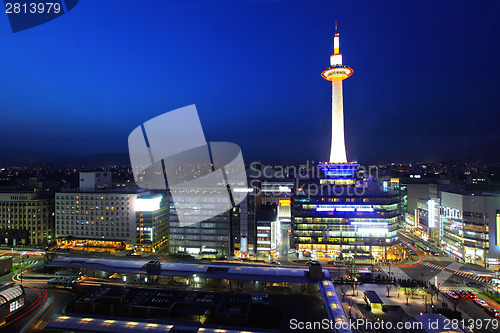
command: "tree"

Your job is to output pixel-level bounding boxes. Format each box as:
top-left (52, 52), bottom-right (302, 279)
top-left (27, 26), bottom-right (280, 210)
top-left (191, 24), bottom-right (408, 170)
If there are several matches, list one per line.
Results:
top-left (386, 284), bottom-right (393, 297)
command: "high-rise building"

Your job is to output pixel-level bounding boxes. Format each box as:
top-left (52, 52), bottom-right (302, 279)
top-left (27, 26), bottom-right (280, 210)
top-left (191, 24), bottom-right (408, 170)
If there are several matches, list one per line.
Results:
top-left (232, 188), bottom-right (257, 255)
top-left (0, 192), bottom-right (54, 246)
top-left (135, 194), bottom-right (169, 252)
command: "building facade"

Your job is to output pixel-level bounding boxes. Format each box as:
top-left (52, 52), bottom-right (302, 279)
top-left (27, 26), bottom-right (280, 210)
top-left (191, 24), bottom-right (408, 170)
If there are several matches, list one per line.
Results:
top-left (0, 192), bottom-right (54, 246)
top-left (55, 191), bottom-right (138, 250)
top-left (166, 189), bottom-right (232, 258)
top-left (440, 191), bottom-right (500, 266)
top-left (291, 181), bottom-right (399, 262)
top-left (135, 194), bottom-right (169, 252)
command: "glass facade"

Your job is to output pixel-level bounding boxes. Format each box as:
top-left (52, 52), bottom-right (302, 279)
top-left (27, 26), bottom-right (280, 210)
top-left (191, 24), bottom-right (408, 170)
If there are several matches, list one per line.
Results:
top-left (291, 188), bottom-right (399, 259)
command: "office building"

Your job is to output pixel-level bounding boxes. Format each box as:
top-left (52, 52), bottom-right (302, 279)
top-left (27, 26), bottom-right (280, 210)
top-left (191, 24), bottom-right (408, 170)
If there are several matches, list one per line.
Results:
top-left (135, 194), bottom-right (169, 252)
top-left (166, 189), bottom-right (232, 258)
top-left (440, 191), bottom-right (500, 266)
top-left (292, 180), bottom-right (399, 262)
top-left (0, 192), bottom-right (54, 246)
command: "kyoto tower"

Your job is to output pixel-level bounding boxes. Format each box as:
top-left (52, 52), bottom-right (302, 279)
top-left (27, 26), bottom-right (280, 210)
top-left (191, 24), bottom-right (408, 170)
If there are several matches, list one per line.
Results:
top-left (321, 21), bottom-right (353, 163)
top-left (319, 22), bottom-right (358, 181)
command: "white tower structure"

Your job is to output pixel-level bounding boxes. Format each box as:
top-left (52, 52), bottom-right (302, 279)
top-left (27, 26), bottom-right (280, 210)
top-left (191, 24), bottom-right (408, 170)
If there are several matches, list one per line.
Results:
top-left (321, 22), bottom-right (353, 163)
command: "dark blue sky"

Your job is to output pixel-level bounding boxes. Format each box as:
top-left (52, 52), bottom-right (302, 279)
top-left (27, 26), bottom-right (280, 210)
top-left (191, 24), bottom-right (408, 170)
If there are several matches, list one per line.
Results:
top-left (1, 0), bottom-right (499, 164)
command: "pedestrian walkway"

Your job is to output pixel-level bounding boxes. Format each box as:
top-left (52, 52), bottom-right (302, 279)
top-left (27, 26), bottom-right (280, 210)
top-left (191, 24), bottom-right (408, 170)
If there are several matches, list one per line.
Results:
top-left (422, 261), bottom-right (486, 283)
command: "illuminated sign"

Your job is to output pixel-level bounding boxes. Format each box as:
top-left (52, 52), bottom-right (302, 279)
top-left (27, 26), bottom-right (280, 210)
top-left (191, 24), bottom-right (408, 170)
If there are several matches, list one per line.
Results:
top-left (442, 207), bottom-right (462, 220)
top-left (135, 196), bottom-right (162, 212)
top-left (279, 199), bottom-right (291, 207)
top-left (428, 199), bottom-right (435, 228)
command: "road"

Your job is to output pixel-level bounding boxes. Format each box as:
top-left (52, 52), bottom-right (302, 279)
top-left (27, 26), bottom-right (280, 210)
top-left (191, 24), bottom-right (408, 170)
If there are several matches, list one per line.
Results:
top-left (0, 252), bottom-right (74, 333)
top-left (396, 231), bottom-right (500, 333)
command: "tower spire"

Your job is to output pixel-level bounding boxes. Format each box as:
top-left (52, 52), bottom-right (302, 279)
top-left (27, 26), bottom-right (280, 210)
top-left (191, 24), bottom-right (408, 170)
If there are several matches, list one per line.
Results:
top-left (333, 21), bottom-right (340, 56)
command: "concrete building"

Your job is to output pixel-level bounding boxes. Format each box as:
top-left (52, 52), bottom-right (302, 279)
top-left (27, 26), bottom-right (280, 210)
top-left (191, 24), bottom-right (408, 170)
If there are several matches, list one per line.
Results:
top-left (79, 172), bottom-right (112, 192)
top-left (55, 191), bottom-right (139, 250)
top-left (166, 189), bottom-right (232, 258)
top-left (415, 197), bottom-right (440, 245)
top-left (440, 191), bottom-right (500, 266)
top-left (232, 188), bottom-right (257, 256)
top-left (0, 192), bottom-right (54, 246)
top-left (135, 194), bottom-right (169, 252)
top-left (0, 256), bottom-right (12, 275)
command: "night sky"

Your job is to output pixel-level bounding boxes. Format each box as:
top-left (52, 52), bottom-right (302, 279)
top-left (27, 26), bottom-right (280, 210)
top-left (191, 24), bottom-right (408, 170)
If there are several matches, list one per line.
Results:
top-left (0, 0), bottom-right (499, 164)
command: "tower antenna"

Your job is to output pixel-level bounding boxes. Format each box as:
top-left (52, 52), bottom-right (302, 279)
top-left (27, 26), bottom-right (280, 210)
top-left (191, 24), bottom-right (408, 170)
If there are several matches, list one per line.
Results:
top-left (335, 20), bottom-right (337, 33)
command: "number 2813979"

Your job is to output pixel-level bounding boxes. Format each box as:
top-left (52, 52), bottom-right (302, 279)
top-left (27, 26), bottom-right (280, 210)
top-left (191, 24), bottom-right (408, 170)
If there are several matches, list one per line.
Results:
top-left (5, 2), bottom-right (62, 14)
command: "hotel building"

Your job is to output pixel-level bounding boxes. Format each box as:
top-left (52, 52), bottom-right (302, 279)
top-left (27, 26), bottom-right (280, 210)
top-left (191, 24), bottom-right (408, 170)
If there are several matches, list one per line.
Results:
top-left (55, 191), bottom-right (139, 250)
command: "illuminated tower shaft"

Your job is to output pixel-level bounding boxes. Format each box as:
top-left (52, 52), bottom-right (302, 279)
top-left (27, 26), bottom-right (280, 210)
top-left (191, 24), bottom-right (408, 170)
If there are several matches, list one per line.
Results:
top-left (331, 78), bottom-right (346, 162)
top-left (321, 25), bottom-right (353, 163)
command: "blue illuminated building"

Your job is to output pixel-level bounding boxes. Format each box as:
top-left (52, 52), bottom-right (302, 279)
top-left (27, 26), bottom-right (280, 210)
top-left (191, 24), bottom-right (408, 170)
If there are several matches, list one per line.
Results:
top-left (291, 178), bottom-right (400, 262)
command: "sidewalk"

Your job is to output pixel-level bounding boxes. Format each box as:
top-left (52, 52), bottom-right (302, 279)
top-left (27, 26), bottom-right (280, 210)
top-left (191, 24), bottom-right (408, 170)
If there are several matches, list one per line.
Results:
top-left (338, 283), bottom-right (474, 321)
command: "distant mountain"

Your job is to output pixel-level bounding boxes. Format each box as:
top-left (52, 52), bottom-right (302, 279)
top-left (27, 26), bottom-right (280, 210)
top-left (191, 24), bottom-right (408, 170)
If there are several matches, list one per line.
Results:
top-left (0, 148), bottom-right (130, 168)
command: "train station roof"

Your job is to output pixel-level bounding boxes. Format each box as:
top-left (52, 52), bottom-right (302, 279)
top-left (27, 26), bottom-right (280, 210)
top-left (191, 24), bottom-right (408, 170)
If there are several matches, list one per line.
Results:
top-left (47, 256), bottom-right (330, 283)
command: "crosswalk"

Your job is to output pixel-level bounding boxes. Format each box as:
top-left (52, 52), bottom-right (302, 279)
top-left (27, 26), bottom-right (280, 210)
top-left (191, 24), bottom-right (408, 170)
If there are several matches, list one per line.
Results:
top-left (422, 262), bottom-right (445, 270)
top-left (421, 261), bottom-right (487, 283)
top-left (440, 285), bottom-right (475, 292)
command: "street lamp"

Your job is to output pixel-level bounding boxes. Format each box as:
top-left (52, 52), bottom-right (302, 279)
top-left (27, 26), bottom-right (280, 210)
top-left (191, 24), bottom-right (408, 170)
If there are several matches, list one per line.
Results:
top-left (20, 251), bottom-right (26, 284)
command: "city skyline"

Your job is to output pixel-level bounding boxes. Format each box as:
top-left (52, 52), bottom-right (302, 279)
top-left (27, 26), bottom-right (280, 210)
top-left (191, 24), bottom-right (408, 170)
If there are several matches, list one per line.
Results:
top-left (2, 2), bottom-right (500, 332)
top-left (1, 0), bottom-right (499, 165)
